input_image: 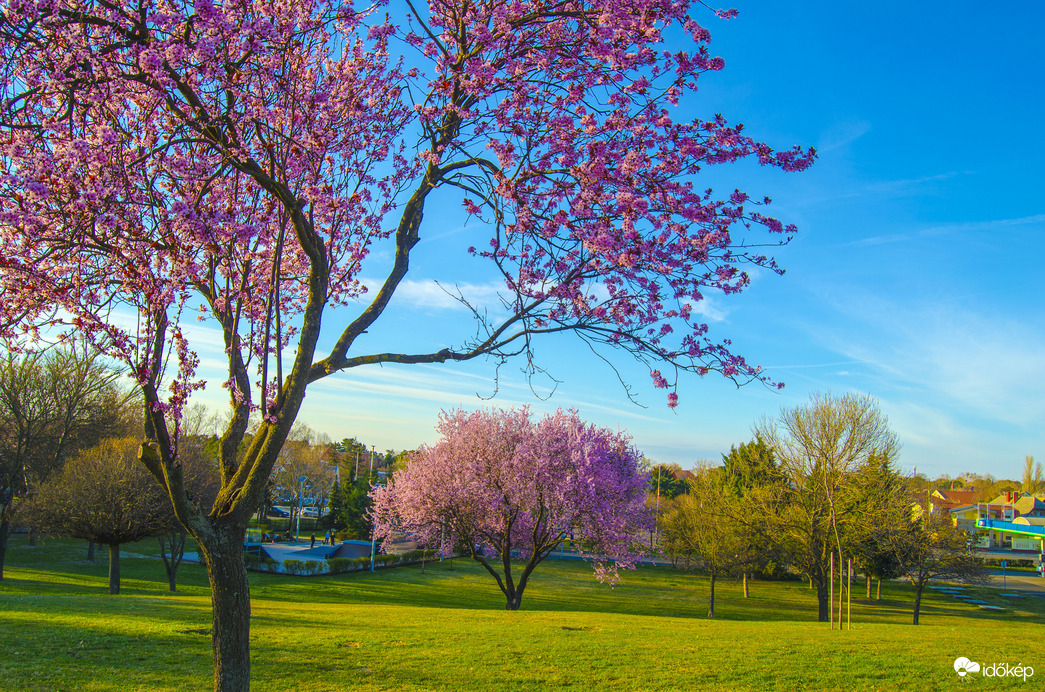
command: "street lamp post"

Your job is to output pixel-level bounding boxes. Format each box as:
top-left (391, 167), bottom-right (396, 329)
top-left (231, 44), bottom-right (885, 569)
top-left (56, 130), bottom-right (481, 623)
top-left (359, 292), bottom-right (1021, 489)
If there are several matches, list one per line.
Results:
top-left (295, 475), bottom-right (308, 542)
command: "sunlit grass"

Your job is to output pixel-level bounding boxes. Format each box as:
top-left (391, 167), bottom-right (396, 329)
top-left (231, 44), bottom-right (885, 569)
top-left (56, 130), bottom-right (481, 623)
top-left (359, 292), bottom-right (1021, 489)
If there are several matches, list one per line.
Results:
top-left (2, 535), bottom-right (1042, 690)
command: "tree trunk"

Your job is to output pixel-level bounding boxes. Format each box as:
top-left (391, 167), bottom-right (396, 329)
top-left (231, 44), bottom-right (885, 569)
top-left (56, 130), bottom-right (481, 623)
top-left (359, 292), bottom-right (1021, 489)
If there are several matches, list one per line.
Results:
top-left (160, 533), bottom-right (186, 592)
top-left (108, 543), bottom-right (120, 595)
top-left (0, 519), bottom-right (9, 580)
top-left (27, 526), bottom-right (35, 546)
top-left (866, 573), bottom-right (871, 599)
top-left (197, 527), bottom-right (252, 692)
top-left (816, 578), bottom-right (829, 622)
top-left (87, 540), bottom-right (96, 562)
top-left (912, 582), bottom-right (923, 625)
top-left (707, 572), bottom-right (716, 618)
top-left (876, 578), bottom-right (882, 600)
top-left (743, 572), bottom-right (749, 598)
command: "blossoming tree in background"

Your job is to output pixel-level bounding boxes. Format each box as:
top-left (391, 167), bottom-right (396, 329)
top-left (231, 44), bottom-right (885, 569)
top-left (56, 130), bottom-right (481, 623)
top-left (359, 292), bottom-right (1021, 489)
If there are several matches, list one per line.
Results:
top-left (372, 407), bottom-right (652, 610)
top-left (0, 1), bottom-right (812, 688)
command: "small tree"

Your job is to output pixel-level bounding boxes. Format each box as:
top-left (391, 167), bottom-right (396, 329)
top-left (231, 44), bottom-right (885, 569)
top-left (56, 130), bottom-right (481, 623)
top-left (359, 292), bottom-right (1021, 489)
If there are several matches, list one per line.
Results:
top-left (889, 513), bottom-right (988, 624)
top-left (157, 433), bottom-right (220, 591)
top-left (372, 408), bottom-right (651, 610)
top-left (323, 478), bottom-right (347, 532)
top-left (754, 392), bottom-right (900, 622)
top-left (338, 474), bottom-right (378, 539)
top-left (721, 438), bottom-right (783, 596)
top-left (845, 451), bottom-right (908, 600)
top-left (27, 438), bottom-right (170, 594)
top-left (663, 465), bottom-right (743, 617)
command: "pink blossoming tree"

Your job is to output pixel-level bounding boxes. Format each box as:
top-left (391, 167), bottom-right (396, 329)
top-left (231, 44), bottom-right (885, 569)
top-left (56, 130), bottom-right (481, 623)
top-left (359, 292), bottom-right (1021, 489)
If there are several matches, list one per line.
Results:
top-left (372, 407), bottom-right (651, 609)
top-left (0, 0), bottom-right (812, 688)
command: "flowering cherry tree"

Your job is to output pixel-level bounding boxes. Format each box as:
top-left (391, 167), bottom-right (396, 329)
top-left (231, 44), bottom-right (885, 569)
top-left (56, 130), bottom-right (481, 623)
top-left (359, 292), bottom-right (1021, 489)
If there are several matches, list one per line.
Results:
top-left (372, 407), bottom-right (652, 610)
top-left (0, 0), bottom-right (812, 688)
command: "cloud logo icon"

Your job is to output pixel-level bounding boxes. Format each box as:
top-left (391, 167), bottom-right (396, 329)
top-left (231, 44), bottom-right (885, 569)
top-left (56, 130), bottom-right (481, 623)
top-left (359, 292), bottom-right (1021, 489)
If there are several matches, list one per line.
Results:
top-left (954, 657), bottom-right (981, 677)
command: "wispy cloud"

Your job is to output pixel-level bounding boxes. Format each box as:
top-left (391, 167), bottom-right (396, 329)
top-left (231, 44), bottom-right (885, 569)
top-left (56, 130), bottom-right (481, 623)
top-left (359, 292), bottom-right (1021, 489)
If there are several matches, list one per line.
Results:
top-left (844, 213), bottom-right (1045, 248)
top-left (817, 120), bottom-right (872, 152)
top-left (358, 277), bottom-right (507, 311)
top-left (820, 294), bottom-right (1045, 428)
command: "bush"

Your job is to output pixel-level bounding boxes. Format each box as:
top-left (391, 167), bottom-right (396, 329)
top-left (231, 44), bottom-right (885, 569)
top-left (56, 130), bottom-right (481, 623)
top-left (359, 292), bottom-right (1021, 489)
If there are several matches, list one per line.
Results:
top-left (283, 559), bottom-right (325, 576)
top-left (399, 549), bottom-right (428, 563)
top-left (325, 557), bottom-right (361, 574)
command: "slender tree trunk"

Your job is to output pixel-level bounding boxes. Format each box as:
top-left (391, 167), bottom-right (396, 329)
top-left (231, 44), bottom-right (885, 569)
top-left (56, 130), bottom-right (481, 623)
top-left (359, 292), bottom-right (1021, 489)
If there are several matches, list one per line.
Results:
top-left (87, 540), bottom-right (96, 562)
top-left (876, 578), bottom-right (882, 600)
top-left (743, 572), bottom-right (750, 598)
top-left (160, 533), bottom-right (186, 592)
top-left (0, 519), bottom-right (9, 580)
top-left (197, 526), bottom-right (252, 692)
top-left (707, 572), bottom-right (716, 618)
top-left (108, 543), bottom-right (120, 595)
top-left (27, 527), bottom-right (35, 546)
top-left (912, 582), bottom-right (924, 625)
top-left (866, 573), bottom-right (871, 599)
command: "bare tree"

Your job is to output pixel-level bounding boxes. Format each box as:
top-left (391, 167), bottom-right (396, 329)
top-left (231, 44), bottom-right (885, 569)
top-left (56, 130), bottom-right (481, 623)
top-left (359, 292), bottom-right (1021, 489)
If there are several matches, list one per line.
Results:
top-left (269, 424), bottom-right (334, 530)
top-left (1022, 456), bottom-right (1043, 494)
top-left (754, 392), bottom-right (900, 622)
top-left (0, 345), bottom-right (133, 578)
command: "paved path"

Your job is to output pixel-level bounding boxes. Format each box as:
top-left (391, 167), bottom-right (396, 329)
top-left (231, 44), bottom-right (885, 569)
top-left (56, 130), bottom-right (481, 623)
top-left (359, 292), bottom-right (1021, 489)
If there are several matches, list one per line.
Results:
top-left (982, 570), bottom-right (1045, 596)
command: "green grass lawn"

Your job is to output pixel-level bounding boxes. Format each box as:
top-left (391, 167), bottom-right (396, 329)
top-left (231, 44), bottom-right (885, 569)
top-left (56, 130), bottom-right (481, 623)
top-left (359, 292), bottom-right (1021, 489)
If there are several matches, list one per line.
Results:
top-left (1, 534), bottom-right (1042, 691)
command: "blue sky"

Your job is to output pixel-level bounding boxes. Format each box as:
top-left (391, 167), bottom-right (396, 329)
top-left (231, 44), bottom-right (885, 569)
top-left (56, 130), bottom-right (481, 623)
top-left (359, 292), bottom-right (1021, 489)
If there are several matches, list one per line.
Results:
top-left (185, 1), bottom-right (1044, 481)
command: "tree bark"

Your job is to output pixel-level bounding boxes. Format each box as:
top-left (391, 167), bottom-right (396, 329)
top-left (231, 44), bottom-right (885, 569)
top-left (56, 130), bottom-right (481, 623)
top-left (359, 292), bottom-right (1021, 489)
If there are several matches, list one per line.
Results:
top-left (707, 572), bottom-right (716, 618)
top-left (160, 532), bottom-right (186, 592)
top-left (108, 543), bottom-right (120, 595)
top-left (0, 519), bottom-right (8, 580)
top-left (197, 527), bottom-right (252, 692)
top-left (816, 578), bottom-right (829, 622)
top-left (87, 540), bottom-right (96, 562)
top-left (866, 573), bottom-right (871, 599)
top-left (876, 578), bottom-right (882, 600)
top-left (912, 583), bottom-right (923, 625)
top-left (743, 571), bottom-right (749, 598)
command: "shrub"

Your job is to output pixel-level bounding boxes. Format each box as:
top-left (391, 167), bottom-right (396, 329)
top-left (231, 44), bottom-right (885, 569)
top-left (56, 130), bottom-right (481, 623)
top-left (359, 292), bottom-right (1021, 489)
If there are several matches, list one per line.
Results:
top-left (283, 559), bottom-right (325, 576)
top-left (326, 558), bottom-right (360, 574)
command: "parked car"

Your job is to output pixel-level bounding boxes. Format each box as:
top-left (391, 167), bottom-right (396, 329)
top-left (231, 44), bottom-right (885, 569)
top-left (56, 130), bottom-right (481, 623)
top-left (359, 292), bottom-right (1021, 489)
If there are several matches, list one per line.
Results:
top-left (266, 506), bottom-right (290, 518)
top-left (301, 507), bottom-right (320, 518)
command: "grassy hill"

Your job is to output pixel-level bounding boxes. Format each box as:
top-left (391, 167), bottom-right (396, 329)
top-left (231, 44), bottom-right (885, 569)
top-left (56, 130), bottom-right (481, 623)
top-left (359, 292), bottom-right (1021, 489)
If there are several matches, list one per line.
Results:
top-left (1, 535), bottom-right (1041, 690)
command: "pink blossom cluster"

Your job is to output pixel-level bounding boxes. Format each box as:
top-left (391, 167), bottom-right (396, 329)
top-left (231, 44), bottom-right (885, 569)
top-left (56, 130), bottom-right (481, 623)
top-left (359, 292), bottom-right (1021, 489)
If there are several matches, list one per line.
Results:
top-left (0, 0), bottom-right (814, 424)
top-left (0, 0), bottom-right (410, 422)
top-left (405, 0), bottom-right (814, 404)
top-left (371, 407), bottom-right (652, 584)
